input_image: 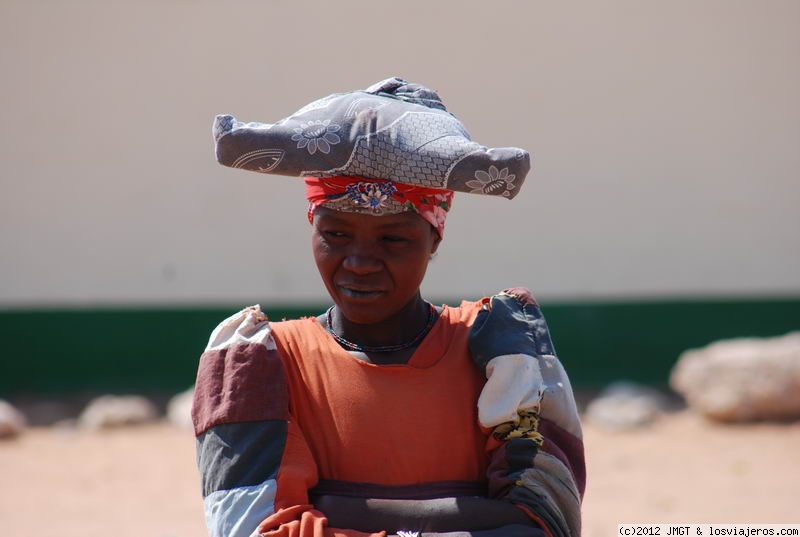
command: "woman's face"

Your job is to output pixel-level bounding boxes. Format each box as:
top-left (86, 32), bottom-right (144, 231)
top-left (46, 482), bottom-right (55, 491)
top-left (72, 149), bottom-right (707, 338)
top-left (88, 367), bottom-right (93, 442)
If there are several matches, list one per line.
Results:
top-left (312, 207), bottom-right (441, 325)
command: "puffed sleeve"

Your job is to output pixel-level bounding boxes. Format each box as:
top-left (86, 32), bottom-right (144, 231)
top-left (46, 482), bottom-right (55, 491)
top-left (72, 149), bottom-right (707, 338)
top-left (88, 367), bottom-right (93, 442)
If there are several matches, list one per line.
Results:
top-left (192, 306), bottom-right (382, 537)
top-left (468, 289), bottom-right (585, 537)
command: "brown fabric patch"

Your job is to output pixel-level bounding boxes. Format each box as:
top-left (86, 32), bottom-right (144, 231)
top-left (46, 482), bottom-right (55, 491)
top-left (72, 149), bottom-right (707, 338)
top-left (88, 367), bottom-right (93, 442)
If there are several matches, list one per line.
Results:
top-left (192, 342), bottom-right (289, 436)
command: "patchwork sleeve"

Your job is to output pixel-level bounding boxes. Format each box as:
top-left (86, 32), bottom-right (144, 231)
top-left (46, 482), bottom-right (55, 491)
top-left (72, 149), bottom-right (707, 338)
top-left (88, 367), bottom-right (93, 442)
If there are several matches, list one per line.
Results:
top-left (468, 289), bottom-right (585, 537)
top-left (193, 306), bottom-right (379, 537)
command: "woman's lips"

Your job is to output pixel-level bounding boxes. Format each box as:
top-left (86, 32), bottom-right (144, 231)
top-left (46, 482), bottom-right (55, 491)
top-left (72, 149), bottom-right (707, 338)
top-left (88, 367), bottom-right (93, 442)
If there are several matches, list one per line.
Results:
top-left (337, 285), bottom-right (386, 300)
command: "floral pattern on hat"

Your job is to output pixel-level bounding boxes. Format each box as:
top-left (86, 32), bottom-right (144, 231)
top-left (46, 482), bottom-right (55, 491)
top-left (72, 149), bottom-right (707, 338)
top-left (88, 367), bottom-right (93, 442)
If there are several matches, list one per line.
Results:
top-left (466, 166), bottom-right (517, 197)
top-left (291, 119), bottom-right (341, 155)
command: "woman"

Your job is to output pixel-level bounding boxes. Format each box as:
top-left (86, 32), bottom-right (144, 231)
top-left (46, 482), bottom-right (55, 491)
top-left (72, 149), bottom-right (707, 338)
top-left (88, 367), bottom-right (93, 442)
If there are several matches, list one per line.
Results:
top-left (192, 78), bottom-right (584, 537)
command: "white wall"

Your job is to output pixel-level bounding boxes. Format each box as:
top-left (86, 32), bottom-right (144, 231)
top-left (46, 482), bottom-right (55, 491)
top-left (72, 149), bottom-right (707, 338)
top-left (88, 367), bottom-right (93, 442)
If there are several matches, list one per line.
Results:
top-left (1, 1), bottom-right (798, 306)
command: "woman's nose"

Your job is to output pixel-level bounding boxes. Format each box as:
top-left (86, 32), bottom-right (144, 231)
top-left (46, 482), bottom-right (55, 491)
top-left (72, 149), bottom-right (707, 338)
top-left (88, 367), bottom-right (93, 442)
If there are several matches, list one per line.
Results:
top-left (342, 247), bottom-right (382, 275)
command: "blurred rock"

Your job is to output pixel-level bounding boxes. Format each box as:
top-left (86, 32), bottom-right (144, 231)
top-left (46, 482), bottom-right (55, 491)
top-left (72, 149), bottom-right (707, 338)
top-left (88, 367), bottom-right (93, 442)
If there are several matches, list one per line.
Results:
top-left (167, 387), bottom-right (194, 430)
top-left (670, 332), bottom-right (800, 422)
top-left (585, 381), bottom-right (668, 430)
top-left (22, 400), bottom-right (77, 426)
top-left (0, 400), bottom-right (27, 438)
top-left (78, 395), bottom-right (159, 429)
top-left (52, 418), bottom-right (79, 432)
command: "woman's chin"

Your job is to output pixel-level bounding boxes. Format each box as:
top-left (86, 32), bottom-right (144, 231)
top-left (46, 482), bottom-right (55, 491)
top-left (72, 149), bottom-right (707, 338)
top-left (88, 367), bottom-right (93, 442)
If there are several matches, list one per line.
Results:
top-left (334, 305), bottom-right (390, 326)
top-left (333, 299), bottom-right (405, 326)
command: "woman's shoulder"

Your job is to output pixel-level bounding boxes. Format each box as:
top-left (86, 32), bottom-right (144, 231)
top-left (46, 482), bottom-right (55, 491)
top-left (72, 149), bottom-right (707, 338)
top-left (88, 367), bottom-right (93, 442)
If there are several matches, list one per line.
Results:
top-left (438, 288), bottom-right (541, 334)
top-left (467, 287), bottom-right (555, 364)
top-left (486, 287), bottom-right (539, 307)
top-left (204, 305), bottom-right (276, 352)
top-left (194, 306), bottom-right (290, 437)
top-left (450, 287), bottom-right (540, 314)
top-left (204, 306), bottom-right (324, 351)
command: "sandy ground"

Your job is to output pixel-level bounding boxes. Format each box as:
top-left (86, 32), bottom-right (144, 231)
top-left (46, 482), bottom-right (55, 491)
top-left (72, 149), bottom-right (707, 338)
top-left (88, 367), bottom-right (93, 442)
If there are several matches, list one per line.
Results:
top-left (1, 411), bottom-right (798, 537)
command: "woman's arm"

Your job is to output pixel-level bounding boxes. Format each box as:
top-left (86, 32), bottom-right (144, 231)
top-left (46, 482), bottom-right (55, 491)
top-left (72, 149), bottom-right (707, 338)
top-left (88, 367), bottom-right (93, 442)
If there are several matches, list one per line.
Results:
top-left (193, 307), bottom-right (383, 537)
top-left (469, 289), bottom-right (585, 537)
top-left (313, 495), bottom-right (536, 533)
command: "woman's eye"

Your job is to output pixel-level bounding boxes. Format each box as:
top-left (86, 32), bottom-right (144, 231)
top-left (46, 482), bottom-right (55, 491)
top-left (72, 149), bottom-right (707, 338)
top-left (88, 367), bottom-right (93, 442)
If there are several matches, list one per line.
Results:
top-left (323, 230), bottom-right (347, 239)
top-left (383, 235), bottom-right (409, 243)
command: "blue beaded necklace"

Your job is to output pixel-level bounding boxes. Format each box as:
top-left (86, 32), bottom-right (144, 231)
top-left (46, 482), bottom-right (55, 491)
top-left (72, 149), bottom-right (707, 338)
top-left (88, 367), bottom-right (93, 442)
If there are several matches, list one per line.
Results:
top-left (325, 303), bottom-right (438, 353)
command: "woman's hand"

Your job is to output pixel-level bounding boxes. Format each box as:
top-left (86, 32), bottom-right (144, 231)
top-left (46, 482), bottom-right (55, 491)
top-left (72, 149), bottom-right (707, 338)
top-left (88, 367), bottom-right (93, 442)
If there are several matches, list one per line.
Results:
top-left (313, 495), bottom-right (536, 533)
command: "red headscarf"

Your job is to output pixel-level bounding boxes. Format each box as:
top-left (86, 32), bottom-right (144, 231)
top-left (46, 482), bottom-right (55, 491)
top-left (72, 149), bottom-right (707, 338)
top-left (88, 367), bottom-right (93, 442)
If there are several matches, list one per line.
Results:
top-left (304, 176), bottom-right (454, 237)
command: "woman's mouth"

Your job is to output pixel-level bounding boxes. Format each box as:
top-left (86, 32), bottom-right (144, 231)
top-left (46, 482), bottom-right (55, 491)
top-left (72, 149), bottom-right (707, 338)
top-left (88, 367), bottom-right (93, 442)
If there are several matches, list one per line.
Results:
top-left (337, 285), bottom-right (386, 300)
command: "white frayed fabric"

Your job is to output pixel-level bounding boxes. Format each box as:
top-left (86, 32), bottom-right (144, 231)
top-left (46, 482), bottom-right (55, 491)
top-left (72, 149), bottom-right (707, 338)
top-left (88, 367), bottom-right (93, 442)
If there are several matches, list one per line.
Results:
top-left (478, 354), bottom-right (544, 428)
top-left (205, 305), bottom-right (277, 352)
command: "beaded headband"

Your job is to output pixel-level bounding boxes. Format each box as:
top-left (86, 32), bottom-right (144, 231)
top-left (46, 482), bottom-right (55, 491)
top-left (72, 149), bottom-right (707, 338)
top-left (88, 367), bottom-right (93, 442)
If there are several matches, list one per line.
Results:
top-left (304, 176), bottom-right (454, 237)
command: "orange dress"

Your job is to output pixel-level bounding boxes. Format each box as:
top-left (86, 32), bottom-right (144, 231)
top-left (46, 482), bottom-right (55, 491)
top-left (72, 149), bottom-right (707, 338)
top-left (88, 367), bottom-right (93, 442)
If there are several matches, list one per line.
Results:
top-left (192, 292), bottom-right (584, 537)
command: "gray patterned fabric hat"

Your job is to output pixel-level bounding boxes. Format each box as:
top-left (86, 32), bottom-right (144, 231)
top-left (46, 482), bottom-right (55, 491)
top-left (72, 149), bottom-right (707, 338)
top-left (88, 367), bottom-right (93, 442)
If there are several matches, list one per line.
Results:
top-left (213, 77), bottom-right (531, 199)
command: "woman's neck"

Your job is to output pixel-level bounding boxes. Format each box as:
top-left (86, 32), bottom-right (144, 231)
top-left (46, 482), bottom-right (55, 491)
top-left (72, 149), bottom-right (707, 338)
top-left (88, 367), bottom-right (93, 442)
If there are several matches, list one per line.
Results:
top-left (324, 294), bottom-right (436, 352)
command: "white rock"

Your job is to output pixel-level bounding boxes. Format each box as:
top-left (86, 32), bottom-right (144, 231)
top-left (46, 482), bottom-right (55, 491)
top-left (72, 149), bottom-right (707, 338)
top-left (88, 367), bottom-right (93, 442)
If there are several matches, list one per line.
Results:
top-left (167, 387), bottom-right (194, 430)
top-left (0, 400), bottom-right (27, 438)
top-left (78, 395), bottom-right (159, 429)
top-left (585, 381), bottom-right (668, 430)
top-left (670, 332), bottom-right (800, 422)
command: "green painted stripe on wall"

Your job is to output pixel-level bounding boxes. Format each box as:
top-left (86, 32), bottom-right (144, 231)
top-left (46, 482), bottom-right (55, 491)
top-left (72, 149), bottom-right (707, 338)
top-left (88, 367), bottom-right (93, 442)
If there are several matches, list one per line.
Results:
top-left (1, 298), bottom-right (798, 395)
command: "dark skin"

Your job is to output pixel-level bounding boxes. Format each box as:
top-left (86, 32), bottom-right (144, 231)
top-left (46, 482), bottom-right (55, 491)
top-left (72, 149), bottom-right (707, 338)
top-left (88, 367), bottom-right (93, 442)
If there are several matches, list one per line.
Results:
top-left (309, 208), bottom-right (536, 533)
